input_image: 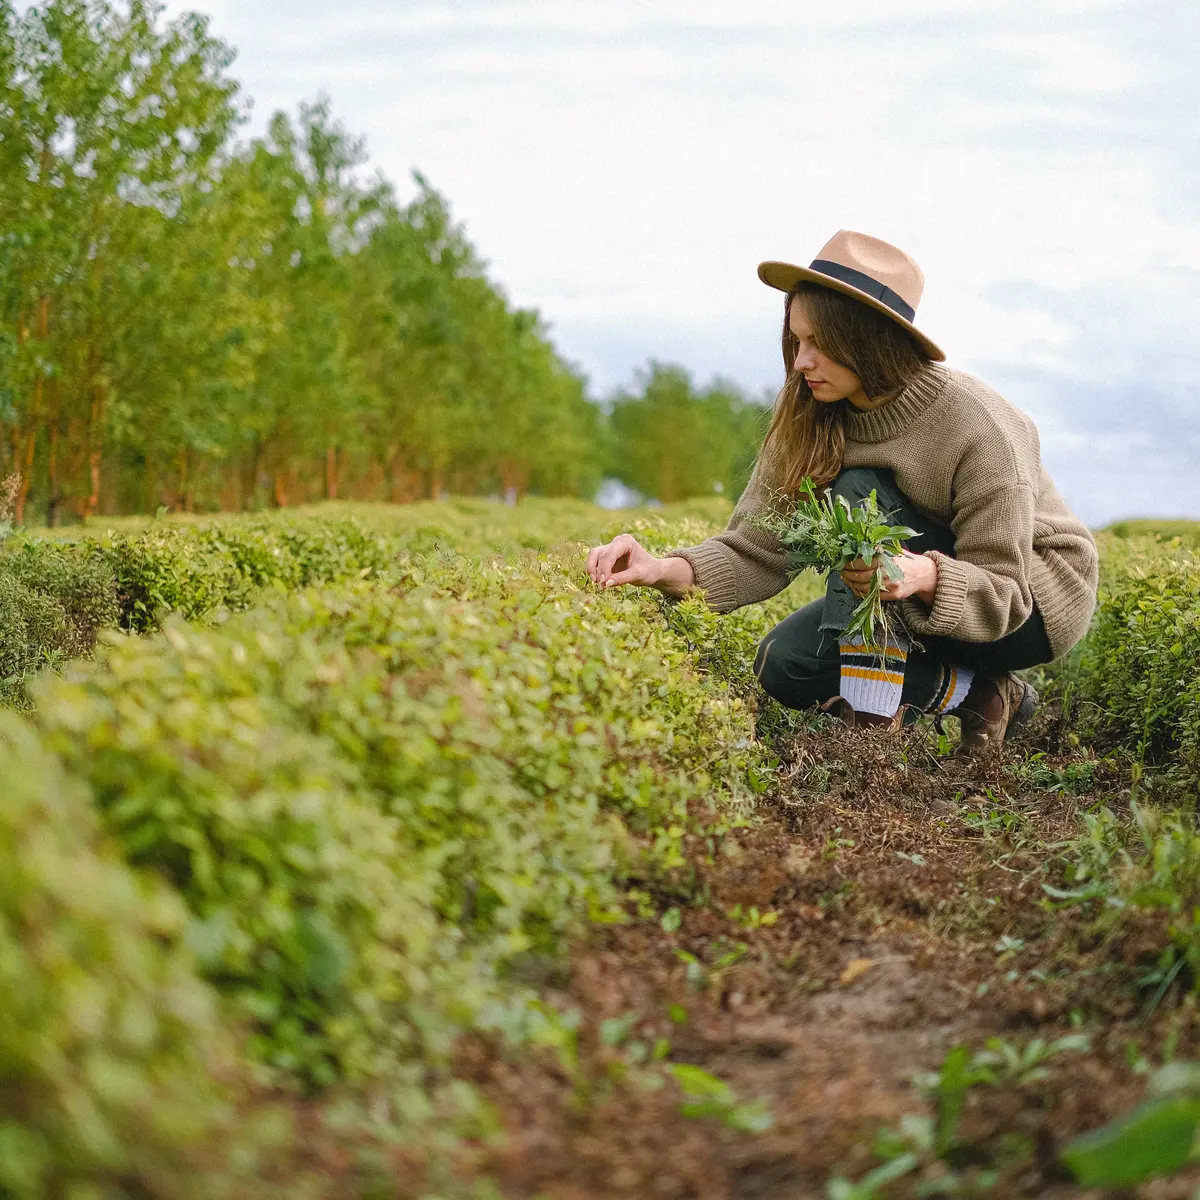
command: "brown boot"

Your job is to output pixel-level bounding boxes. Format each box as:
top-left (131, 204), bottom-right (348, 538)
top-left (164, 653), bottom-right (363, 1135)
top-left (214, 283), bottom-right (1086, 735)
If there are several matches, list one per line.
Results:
top-left (954, 673), bottom-right (1038, 757)
top-left (821, 696), bottom-right (905, 732)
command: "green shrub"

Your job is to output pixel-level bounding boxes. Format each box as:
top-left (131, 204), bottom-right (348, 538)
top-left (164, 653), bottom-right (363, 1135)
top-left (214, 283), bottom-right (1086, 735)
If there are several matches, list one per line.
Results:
top-left (1066, 552), bottom-right (1200, 779)
top-left (33, 544), bottom-right (772, 1110)
top-left (0, 543), bottom-right (120, 707)
top-left (1, 514), bottom-right (407, 708)
top-left (47, 514), bottom-right (401, 634)
top-left (1050, 803), bottom-right (1200, 999)
top-left (0, 572), bottom-right (70, 703)
top-left (0, 714), bottom-right (234, 1198)
top-left (3, 539), bottom-right (121, 656)
top-left (34, 619), bottom-right (456, 1094)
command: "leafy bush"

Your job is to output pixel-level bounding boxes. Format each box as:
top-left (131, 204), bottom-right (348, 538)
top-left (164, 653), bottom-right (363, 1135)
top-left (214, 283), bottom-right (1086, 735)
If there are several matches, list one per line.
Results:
top-left (0, 513), bottom-right (409, 705)
top-left (32, 542), bottom-right (773, 1112)
top-left (94, 515), bottom-right (399, 632)
top-left (0, 715), bottom-right (235, 1197)
top-left (3, 539), bottom-right (121, 655)
top-left (0, 543), bottom-right (120, 706)
top-left (2, 500), bottom-right (740, 710)
top-left (1065, 551), bottom-right (1200, 780)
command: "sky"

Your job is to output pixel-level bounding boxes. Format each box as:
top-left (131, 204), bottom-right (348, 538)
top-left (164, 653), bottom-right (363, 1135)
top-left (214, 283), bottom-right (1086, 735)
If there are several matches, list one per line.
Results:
top-left (159, 0), bottom-right (1199, 525)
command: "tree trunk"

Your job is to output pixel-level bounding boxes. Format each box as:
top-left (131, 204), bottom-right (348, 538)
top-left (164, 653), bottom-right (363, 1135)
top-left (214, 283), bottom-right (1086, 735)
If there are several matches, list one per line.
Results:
top-left (499, 459), bottom-right (527, 507)
top-left (13, 296), bottom-right (50, 525)
top-left (242, 439), bottom-right (262, 510)
top-left (46, 393), bottom-right (61, 527)
top-left (82, 378), bottom-right (106, 521)
top-left (178, 448), bottom-right (195, 513)
top-left (325, 444), bottom-right (339, 501)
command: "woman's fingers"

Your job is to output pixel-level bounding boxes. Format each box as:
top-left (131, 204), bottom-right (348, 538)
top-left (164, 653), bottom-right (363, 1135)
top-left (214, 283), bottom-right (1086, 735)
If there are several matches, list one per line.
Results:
top-left (606, 564), bottom-right (645, 587)
top-left (595, 538), bottom-right (628, 576)
top-left (587, 534), bottom-right (641, 584)
top-left (584, 533), bottom-right (666, 590)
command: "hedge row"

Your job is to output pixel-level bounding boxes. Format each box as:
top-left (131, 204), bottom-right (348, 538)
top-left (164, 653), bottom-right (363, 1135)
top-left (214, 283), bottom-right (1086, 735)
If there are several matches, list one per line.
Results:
top-left (4, 511), bottom-right (796, 1190)
top-left (1066, 535), bottom-right (1200, 786)
top-left (0, 517), bottom-right (390, 708)
top-left (0, 498), bottom-right (736, 707)
top-left (0, 715), bottom-right (238, 1199)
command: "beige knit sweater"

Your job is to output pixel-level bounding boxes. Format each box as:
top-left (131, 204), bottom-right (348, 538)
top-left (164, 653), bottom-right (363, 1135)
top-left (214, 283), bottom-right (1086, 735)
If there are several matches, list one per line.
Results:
top-left (669, 363), bottom-right (1099, 660)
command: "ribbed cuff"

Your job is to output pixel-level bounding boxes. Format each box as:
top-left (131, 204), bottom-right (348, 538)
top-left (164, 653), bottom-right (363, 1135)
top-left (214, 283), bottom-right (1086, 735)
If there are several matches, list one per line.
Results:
top-left (921, 551), bottom-right (969, 637)
top-left (664, 543), bottom-right (739, 613)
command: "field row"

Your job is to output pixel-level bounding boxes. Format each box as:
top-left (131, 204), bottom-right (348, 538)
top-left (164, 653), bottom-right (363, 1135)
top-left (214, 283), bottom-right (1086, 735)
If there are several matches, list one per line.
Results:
top-left (3, 502), bottom-right (1200, 1195)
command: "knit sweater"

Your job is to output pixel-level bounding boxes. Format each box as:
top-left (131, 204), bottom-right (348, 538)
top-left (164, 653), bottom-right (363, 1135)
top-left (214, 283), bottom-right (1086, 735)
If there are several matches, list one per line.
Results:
top-left (668, 363), bottom-right (1099, 661)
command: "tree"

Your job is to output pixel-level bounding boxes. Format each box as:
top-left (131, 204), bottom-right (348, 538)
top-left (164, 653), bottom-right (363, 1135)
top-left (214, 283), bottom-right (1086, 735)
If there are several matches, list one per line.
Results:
top-left (0, 4), bottom-right (622, 518)
top-left (0, 0), bottom-right (240, 521)
top-left (607, 363), bottom-right (769, 503)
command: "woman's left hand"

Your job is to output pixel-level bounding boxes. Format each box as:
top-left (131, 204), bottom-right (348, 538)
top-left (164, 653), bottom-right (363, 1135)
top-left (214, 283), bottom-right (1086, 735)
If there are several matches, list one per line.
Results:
top-left (840, 550), bottom-right (938, 605)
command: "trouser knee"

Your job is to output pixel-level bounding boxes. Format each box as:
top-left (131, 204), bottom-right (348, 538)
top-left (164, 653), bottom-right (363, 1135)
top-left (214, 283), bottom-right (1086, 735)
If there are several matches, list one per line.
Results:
top-left (754, 629), bottom-right (837, 710)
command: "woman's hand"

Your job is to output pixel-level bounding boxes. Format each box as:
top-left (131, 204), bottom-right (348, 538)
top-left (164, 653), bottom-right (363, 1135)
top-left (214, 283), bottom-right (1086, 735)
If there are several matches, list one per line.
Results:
top-left (840, 549), bottom-right (938, 605)
top-left (586, 534), bottom-right (696, 597)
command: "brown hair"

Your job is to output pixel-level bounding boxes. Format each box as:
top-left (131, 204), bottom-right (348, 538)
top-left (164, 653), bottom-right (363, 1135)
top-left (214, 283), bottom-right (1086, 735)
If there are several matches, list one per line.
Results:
top-left (760, 282), bottom-right (932, 493)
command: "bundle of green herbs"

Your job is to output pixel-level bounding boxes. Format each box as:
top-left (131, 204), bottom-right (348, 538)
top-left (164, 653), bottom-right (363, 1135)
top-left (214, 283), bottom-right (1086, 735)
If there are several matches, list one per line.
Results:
top-left (756, 478), bottom-right (918, 651)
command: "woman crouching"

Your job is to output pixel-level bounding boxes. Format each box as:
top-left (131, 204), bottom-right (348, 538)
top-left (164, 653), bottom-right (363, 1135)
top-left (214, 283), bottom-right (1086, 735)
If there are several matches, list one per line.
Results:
top-left (586, 230), bottom-right (1099, 755)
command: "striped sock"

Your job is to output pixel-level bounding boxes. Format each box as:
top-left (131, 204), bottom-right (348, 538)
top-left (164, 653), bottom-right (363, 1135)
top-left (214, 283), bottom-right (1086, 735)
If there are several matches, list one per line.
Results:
top-left (839, 633), bottom-right (909, 717)
top-left (929, 662), bottom-right (975, 714)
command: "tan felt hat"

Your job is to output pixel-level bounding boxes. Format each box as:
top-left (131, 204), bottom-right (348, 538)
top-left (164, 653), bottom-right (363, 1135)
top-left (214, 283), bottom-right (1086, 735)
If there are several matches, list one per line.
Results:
top-left (758, 229), bottom-right (945, 362)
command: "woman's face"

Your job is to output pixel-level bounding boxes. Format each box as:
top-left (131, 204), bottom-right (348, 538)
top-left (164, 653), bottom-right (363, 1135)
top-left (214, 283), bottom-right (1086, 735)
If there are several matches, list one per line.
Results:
top-left (788, 299), bottom-right (871, 409)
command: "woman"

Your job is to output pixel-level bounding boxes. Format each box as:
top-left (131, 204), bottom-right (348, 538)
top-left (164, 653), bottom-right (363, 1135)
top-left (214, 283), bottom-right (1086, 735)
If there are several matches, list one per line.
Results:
top-left (586, 230), bottom-right (1099, 754)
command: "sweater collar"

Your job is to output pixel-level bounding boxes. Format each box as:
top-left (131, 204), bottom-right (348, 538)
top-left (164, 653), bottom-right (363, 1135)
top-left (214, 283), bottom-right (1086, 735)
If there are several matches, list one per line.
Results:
top-left (843, 363), bottom-right (950, 444)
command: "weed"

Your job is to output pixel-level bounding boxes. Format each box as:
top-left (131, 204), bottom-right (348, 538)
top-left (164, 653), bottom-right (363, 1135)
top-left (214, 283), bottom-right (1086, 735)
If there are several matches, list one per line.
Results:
top-left (665, 1064), bottom-right (773, 1134)
top-left (1062, 1060), bottom-right (1200, 1188)
top-left (754, 478), bottom-right (917, 648)
top-left (830, 1035), bottom-right (1091, 1197)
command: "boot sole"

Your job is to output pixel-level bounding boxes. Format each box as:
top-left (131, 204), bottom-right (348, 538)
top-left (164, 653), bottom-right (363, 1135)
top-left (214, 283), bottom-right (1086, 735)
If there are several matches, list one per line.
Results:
top-left (1004, 682), bottom-right (1039, 741)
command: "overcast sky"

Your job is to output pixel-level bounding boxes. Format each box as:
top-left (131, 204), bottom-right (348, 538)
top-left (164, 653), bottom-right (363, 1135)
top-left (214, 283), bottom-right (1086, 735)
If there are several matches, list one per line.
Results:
top-left (162, 0), bottom-right (1198, 525)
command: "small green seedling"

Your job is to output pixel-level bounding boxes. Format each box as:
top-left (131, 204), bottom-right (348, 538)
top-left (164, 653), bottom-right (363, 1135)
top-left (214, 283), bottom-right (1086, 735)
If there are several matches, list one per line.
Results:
top-left (1062, 1061), bottom-right (1200, 1187)
top-left (666, 1064), bottom-right (774, 1134)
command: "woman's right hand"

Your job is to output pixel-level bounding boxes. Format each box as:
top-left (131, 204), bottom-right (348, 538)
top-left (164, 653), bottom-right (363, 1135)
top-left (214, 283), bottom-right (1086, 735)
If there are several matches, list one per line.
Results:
top-left (586, 534), bottom-right (696, 596)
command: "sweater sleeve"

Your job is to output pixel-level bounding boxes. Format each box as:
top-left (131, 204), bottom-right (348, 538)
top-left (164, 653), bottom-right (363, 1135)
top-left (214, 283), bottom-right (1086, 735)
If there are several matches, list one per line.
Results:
top-left (898, 481), bottom-right (1037, 643)
top-left (663, 460), bottom-right (791, 614)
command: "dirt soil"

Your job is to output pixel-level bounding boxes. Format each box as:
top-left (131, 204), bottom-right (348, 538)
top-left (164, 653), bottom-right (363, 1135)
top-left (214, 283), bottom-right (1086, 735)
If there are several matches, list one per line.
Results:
top-left (450, 711), bottom-right (1200, 1200)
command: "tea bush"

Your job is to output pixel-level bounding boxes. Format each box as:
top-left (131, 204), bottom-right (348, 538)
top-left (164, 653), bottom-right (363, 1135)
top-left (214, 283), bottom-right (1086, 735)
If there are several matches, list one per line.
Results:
top-left (1064, 547), bottom-right (1200, 781)
top-left (0, 715), bottom-right (235, 1198)
top-left (0, 544), bottom-right (119, 707)
top-left (1049, 802), bottom-right (1200, 1001)
top-left (94, 515), bottom-right (402, 632)
top-left (1, 499), bottom-right (739, 706)
top-left (32, 541), bottom-right (774, 1114)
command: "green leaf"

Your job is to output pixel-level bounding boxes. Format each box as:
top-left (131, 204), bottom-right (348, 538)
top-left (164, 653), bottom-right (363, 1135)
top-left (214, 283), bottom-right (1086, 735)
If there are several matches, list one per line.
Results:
top-left (667, 1064), bottom-right (731, 1099)
top-left (294, 908), bottom-right (351, 993)
top-left (1060, 1096), bottom-right (1200, 1186)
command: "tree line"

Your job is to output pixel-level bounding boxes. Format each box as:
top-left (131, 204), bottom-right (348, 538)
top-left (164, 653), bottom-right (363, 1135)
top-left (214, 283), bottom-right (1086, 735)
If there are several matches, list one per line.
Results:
top-left (0, 0), bottom-right (770, 525)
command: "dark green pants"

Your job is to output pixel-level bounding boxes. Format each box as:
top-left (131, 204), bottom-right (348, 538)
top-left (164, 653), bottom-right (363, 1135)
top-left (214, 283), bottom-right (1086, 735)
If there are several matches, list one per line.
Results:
top-left (752, 467), bottom-right (1053, 713)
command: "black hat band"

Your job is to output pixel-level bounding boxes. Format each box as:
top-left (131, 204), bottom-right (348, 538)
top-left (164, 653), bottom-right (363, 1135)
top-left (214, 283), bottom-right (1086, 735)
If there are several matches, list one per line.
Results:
top-left (809, 259), bottom-right (916, 323)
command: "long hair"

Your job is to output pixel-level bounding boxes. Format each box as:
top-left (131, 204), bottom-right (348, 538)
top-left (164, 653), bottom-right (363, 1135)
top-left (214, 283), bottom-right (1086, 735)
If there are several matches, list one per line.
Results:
top-left (760, 282), bottom-right (932, 493)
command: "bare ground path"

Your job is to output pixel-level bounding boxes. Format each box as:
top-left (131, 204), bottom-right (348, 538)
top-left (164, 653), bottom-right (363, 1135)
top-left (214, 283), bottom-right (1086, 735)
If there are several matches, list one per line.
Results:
top-left (459, 715), bottom-right (1200, 1199)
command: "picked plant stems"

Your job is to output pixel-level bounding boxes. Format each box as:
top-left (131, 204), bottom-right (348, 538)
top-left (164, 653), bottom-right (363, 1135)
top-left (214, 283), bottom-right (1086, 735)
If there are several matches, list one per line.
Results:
top-left (756, 478), bottom-right (918, 653)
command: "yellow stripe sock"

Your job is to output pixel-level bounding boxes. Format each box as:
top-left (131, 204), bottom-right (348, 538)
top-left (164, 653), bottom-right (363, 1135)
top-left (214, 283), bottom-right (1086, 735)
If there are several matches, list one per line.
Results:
top-left (839, 633), bottom-right (909, 717)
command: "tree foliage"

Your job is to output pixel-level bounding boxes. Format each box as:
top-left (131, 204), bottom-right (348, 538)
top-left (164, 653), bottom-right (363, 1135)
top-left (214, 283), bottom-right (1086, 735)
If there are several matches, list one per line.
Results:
top-left (606, 362), bottom-right (769, 504)
top-left (0, 1), bottom-right (604, 522)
